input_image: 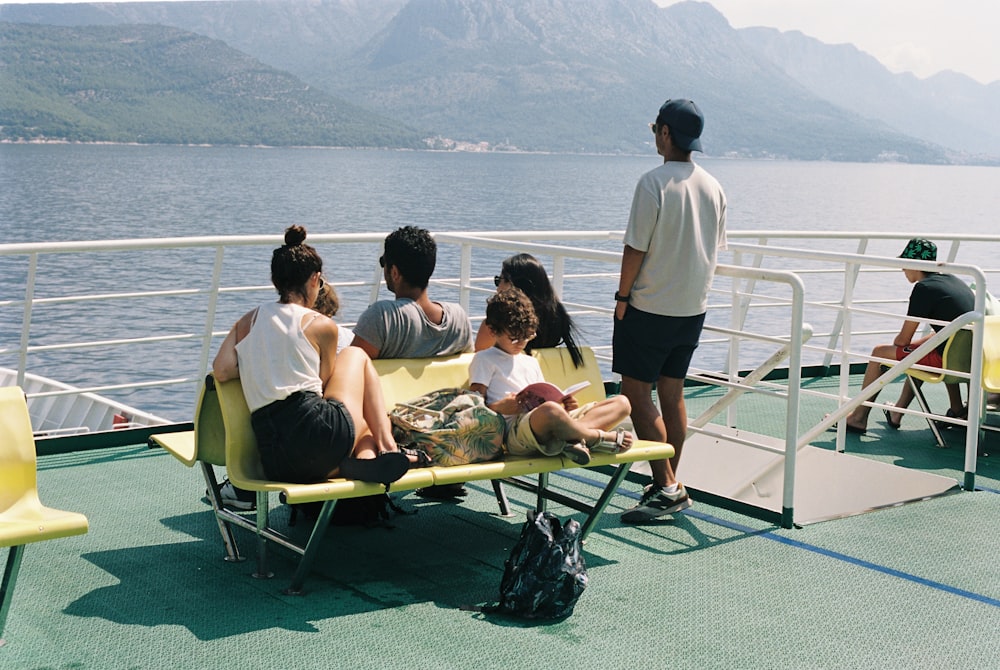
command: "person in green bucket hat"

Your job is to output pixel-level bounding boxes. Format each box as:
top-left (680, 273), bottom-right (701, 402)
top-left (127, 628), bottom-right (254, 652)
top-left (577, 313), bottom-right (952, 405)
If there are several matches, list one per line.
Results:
top-left (840, 238), bottom-right (974, 434)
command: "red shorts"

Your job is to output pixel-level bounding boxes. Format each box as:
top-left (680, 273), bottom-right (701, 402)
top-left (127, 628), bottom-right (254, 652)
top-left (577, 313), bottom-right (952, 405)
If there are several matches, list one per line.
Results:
top-left (896, 345), bottom-right (943, 369)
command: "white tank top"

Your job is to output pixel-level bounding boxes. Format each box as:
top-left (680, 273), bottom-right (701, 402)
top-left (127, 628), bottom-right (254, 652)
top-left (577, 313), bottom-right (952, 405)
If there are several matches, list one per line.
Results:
top-left (235, 302), bottom-right (324, 412)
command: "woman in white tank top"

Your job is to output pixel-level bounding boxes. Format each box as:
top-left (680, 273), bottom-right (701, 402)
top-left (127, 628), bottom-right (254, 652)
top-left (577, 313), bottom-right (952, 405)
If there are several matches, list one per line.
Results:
top-left (212, 225), bottom-right (418, 485)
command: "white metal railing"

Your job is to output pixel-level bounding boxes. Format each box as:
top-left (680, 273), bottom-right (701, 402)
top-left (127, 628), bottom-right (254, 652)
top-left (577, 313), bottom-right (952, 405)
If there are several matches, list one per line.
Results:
top-left (1, 230), bottom-right (997, 521)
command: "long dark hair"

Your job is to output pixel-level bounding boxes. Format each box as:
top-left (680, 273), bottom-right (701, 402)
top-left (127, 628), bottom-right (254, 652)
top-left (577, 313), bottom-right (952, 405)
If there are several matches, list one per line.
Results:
top-left (271, 225), bottom-right (322, 303)
top-left (500, 253), bottom-right (583, 367)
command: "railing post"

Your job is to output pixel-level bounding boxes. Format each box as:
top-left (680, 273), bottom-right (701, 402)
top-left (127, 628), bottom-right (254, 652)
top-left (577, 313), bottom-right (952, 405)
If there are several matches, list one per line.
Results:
top-left (823, 239), bottom-right (868, 369)
top-left (780, 275), bottom-right (806, 528)
top-left (16, 253), bottom-right (38, 387)
top-left (198, 246), bottom-right (226, 378)
top-left (459, 243), bottom-right (472, 312)
top-left (551, 254), bottom-right (565, 298)
top-left (963, 272), bottom-right (989, 490)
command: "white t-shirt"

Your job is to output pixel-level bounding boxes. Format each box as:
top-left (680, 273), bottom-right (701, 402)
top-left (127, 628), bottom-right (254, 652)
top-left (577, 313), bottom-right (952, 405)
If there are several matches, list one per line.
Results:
top-left (468, 346), bottom-right (543, 413)
top-left (624, 160), bottom-right (727, 317)
top-left (335, 325), bottom-right (354, 354)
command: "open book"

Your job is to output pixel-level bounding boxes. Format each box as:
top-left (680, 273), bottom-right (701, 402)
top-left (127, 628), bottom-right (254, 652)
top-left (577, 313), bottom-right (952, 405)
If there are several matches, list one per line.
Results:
top-left (516, 380), bottom-right (590, 411)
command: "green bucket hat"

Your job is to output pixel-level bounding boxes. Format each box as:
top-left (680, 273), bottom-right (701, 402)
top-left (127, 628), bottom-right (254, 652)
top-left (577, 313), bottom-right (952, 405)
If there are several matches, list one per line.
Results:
top-left (899, 238), bottom-right (937, 261)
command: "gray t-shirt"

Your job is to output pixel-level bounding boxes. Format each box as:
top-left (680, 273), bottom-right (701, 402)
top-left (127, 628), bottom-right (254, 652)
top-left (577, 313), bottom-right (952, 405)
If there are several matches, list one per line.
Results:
top-left (352, 297), bottom-right (472, 359)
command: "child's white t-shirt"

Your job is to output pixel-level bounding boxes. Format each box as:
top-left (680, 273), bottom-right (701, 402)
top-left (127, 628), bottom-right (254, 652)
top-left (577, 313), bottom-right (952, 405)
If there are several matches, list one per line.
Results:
top-left (468, 346), bottom-right (543, 412)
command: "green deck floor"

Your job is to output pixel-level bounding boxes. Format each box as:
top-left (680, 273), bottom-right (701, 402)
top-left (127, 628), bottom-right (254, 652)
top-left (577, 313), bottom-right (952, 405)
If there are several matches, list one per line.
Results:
top-left (5, 376), bottom-right (1000, 669)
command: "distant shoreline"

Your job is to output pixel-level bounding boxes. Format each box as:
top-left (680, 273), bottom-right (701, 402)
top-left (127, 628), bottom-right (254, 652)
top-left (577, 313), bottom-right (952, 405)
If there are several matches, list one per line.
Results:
top-left (4, 138), bottom-right (1000, 166)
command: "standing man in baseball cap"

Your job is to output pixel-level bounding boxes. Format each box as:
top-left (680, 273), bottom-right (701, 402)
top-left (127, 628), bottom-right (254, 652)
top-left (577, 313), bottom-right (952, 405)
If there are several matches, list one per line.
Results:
top-left (613, 99), bottom-right (728, 522)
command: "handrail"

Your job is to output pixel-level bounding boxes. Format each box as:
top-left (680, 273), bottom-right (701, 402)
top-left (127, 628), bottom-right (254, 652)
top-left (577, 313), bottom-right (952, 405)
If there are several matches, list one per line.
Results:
top-left (1, 230), bottom-right (996, 521)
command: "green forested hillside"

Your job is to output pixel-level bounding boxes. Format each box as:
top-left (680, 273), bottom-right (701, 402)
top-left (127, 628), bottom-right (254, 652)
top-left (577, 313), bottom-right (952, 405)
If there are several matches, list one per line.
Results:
top-left (0, 22), bottom-right (426, 147)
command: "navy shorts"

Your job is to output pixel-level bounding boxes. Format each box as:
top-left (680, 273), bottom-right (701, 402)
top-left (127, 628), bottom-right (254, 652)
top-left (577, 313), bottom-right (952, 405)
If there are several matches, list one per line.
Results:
top-left (250, 391), bottom-right (355, 484)
top-left (612, 306), bottom-right (706, 383)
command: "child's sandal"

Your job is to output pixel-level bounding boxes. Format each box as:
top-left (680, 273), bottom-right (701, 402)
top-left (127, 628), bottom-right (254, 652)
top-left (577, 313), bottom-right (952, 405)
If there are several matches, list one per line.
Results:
top-left (589, 428), bottom-right (632, 454)
top-left (562, 440), bottom-right (592, 465)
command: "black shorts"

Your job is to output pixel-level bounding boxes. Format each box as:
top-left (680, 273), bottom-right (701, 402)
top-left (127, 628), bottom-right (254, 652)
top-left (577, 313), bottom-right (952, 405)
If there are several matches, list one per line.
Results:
top-left (612, 306), bottom-right (706, 383)
top-left (250, 391), bottom-right (355, 484)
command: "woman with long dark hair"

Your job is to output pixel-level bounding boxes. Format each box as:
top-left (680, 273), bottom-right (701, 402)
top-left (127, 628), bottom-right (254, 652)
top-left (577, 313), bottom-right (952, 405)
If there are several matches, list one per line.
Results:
top-left (474, 253), bottom-right (584, 368)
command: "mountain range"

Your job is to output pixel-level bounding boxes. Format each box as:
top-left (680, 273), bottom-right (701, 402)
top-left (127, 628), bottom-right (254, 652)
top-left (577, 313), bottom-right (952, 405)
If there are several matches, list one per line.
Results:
top-left (2, 0), bottom-right (998, 163)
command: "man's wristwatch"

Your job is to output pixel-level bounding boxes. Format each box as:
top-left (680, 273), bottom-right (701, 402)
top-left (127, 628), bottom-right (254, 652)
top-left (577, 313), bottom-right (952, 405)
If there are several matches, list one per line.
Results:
top-left (614, 291), bottom-right (630, 302)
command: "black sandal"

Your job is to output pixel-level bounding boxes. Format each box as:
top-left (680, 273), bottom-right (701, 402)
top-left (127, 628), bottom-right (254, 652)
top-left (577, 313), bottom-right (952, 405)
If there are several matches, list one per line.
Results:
top-left (338, 452), bottom-right (410, 485)
top-left (883, 404), bottom-right (901, 430)
top-left (399, 444), bottom-right (433, 468)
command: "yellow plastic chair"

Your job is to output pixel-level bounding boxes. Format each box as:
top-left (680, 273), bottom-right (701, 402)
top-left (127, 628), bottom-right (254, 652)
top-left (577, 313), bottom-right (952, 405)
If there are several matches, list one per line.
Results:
top-left (904, 329), bottom-right (973, 448)
top-left (0, 386), bottom-right (89, 646)
top-left (149, 375), bottom-right (242, 562)
top-left (982, 316), bottom-right (1000, 394)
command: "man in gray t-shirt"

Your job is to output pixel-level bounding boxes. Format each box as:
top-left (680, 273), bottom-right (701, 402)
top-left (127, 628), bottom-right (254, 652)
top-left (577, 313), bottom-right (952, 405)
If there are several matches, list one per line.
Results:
top-left (351, 225), bottom-right (472, 360)
top-left (351, 225), bottom-right (473, 500)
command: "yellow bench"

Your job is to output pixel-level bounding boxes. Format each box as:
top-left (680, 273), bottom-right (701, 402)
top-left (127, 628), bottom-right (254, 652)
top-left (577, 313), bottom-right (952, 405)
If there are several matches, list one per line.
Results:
top-left (152, 347), bottom-right (673, 594)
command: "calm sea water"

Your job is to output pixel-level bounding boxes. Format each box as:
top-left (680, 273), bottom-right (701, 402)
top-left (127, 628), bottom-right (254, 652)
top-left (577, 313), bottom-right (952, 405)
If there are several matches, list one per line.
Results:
top-left (2, 144), bottom-right (999, 419)
top-left (5, 143), bottom-right (1000, 241)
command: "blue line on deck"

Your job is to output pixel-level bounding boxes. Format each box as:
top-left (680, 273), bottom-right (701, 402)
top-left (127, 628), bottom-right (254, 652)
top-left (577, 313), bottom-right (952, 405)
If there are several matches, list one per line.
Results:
top-left (554, 469), bottom-right (1000, 609)
top-left (688, 509), bottom-right (1000, 609)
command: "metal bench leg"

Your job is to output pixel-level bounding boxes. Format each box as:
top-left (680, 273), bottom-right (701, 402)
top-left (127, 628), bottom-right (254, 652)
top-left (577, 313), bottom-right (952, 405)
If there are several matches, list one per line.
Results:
top-left (579, 463), bottom-right (634, 541)
top-left (252, 492), bottom-right (274, 580)
top-left (491, 479), bottom-right (513, 516)
top-left (285, 500), bottom-right (337, 595)
top-left (535, 472), bottom-right (549, 513)
top-left (908, 376), bottom-right (948, 448)
top-left (200, 464), bottom-right (243, 562)
top-left (0, 545), bottom-right (26, 646)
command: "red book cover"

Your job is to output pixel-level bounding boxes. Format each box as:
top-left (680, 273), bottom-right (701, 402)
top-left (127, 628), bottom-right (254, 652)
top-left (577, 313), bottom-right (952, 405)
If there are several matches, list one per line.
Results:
top-left (516, 380), bottom-right (590, 411)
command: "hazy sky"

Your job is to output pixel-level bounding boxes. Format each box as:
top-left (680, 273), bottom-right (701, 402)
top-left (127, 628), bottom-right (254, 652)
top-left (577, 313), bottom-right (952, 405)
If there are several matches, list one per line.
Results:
top-left (659, 0), bottom-right (1000, 85)
top-left (2, 0), bottom-right (997, 84)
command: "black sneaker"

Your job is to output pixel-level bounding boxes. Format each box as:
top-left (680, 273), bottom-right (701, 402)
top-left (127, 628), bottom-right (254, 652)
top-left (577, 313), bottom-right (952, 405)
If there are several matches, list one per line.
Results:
top-left (621, 483), bottom-right (692, 523)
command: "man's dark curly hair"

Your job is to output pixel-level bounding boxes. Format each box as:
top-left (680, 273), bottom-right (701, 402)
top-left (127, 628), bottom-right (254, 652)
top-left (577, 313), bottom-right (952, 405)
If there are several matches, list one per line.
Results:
top-left (383, 226), bottom-right (436, 289)
top-left (484, 288), bottom-right (538, 341)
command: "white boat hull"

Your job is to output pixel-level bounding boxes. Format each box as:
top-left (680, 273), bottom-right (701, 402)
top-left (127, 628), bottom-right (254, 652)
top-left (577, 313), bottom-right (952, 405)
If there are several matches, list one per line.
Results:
top-left (0, 367), bottom-right (169, 437)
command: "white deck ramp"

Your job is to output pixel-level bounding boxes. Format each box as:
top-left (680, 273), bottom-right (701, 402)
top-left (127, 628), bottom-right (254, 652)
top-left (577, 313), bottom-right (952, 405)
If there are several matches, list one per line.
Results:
top-left (679, 425), bottom-right (960, 525)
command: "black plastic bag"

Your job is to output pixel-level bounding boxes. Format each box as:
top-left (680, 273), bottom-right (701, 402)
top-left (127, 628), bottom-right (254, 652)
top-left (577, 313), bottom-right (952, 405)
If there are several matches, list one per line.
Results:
top-left (493, 511), bottom-right (588, 620)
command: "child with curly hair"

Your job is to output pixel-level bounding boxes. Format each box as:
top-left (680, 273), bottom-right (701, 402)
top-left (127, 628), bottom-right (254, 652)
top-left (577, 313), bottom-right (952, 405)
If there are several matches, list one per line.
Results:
top-left (469, 288), bottom-right (633, 465)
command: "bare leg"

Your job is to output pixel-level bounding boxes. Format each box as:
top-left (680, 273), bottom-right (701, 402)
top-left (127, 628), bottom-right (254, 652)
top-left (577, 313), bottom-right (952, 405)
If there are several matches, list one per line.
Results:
top-left (527, 401), bottom-right (606, 445)
top-left (656, 376), bottom-right (687, 486)
top-left (846, 343), bottom-right (896, 429)
top-left (573, 395), bottom-right (632, 432)
top-left (322, 347), bottom-right (396, 459)
top-left (888, 379), bottom-right (918, 425)
top-left (945, 382), bottom-right (966, 415)
top-left (620, 375), bottom-right (679, 488)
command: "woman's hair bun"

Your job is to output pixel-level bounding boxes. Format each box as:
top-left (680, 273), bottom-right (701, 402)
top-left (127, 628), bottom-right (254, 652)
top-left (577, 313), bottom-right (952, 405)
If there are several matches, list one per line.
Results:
top-left (284, 225), bottom-right (307, 247)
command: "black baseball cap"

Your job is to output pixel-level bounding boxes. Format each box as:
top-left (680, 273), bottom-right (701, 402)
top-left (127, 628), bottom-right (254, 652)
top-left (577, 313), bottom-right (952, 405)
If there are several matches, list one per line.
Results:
top-left (655, 99), bottom-right (704, 152)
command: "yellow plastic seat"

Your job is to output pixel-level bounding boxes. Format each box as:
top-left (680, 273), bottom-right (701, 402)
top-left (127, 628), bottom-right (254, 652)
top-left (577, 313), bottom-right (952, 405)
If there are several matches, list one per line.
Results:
top-left (0, 386), bottom-right (89, 646)
top-left (372, 352), bottom-right (474, 408)
top-left (903, 329), bottom-right (973, 447)
top-left (982, 316), bottom-right (1000, 393)
top-left (149, 376), bottom-right (242, 563)
top-left (904, 328), bottom-right (972, 385)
